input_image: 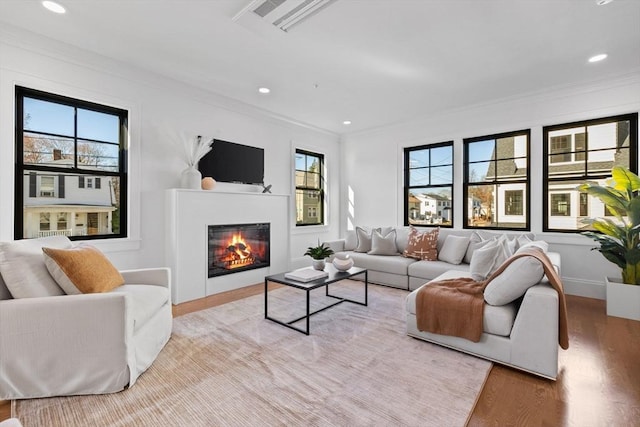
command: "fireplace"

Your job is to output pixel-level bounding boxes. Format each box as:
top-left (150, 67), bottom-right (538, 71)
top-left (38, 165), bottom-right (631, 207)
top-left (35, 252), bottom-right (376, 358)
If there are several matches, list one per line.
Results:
top-left (207, 223), bottom-right (270, 278)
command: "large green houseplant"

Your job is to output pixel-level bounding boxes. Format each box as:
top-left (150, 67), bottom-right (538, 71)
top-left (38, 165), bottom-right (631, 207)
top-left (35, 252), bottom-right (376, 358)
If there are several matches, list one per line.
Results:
top-left (579, 166), bottom-right (640, 285)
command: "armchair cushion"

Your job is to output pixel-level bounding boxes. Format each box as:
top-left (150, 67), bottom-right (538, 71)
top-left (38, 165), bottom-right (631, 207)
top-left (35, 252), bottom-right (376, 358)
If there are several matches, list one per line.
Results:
top-left (0, 236), bottom-right (71, 298)
top-left (43, 245), bottom-right (124, 294)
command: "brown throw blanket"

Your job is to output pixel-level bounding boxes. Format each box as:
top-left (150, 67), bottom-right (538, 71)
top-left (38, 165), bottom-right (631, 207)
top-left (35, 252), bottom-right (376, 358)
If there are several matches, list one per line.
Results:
top-left (416, 249), bottom-right (569, 349)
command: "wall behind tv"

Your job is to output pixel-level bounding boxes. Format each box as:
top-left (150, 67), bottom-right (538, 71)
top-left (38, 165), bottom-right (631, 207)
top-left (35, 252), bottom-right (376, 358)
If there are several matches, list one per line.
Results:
top-left (340, 71), bottom-right (640, 299)
top-left (0, 24), bottom-right (340, 272)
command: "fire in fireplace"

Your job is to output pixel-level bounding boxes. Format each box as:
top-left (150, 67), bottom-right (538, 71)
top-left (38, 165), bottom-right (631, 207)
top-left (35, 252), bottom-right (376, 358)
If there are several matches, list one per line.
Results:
top-left (207, 223), bottom-right (270, 278)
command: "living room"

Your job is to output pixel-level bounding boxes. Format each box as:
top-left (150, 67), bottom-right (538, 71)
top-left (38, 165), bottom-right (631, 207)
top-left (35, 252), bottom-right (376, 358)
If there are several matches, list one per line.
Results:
top-left (0, 0), bottom-right (639, 426)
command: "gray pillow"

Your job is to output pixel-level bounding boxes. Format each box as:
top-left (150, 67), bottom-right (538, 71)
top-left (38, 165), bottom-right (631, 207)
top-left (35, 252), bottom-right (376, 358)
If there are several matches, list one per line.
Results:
top-left (469, 236), bottom-right (511, 281)
top-left (484, 255), bottom-right (545, 305)
top-left (344, 230), bottom-right (357, 251)
top-left (438, 234), bottom-right (470, 265)
top-left (368, 229), bottom-right (398, 255)
top-left (354, 227), bottom-right (380, 253)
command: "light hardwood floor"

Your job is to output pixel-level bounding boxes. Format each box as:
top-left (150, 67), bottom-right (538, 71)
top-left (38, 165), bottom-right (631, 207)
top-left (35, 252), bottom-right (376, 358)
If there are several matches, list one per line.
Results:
top-left (2, 285), bottom-right (638, 425)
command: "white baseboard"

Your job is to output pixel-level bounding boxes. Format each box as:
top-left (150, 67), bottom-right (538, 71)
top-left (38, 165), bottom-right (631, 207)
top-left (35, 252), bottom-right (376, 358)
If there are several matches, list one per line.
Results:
top-left (562, 276), bottom-right (605, 300)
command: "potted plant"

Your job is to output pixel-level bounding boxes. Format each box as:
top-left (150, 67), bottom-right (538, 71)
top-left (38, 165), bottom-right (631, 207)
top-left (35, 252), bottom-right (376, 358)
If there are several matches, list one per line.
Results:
top-left (304, 241), bottom-right (334, 271)
top-left (578, 166), bottom-right (640, 320)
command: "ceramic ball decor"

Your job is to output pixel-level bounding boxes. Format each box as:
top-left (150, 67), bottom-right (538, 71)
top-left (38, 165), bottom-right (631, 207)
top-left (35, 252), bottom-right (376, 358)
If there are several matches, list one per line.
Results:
top-left (201, 177), bottom-right (216, 190)
top-left (332, 253), bottom-right (354, 271)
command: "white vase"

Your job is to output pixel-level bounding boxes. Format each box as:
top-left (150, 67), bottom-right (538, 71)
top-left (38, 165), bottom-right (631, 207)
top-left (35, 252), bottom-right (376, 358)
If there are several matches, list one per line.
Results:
top-left (606, 276), bottom-right (640, 321)
top-left (332, 254), bottom-right (354, 271)
top-left (181, 166), bottom-right (202, 190)
top-left (312, 259), bottom-right (326, 271)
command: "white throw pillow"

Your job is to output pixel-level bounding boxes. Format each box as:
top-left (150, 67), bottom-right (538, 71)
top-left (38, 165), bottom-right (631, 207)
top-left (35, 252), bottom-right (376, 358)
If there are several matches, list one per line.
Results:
top-left (438, 234), bottom-right (470, 265)
top-left (368, 229), bottom-right (398, 255)
top-left (344, 230), bottom-right (357, 251)
top-left (354, 227), bottom-right (380, 253)
top-left (469, 236), bottom-right (511, 281)
top-left (484, 255), bottom-right (545, 305)
top-left (517, 240), bottom-right (549, 253)
top-left (0, 236), bottom-right (72, 298)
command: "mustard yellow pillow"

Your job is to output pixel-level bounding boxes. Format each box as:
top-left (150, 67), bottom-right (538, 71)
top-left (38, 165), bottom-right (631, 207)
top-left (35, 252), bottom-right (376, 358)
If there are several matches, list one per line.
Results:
top-left (42, 245), bottom-right (124, 294)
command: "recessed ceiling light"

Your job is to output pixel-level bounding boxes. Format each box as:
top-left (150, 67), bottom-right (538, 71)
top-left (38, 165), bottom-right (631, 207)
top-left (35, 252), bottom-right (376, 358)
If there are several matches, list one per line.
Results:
top-left (258, 87), bottom-right (270, 94)
top-left (343, 120), bottom-right (352, 125)
top-left (42, 1), bottom-right (66, 14)
top-left (596, 0), bottom-right (613, 5)
top-left (588, 53), bottom-right (608, 63)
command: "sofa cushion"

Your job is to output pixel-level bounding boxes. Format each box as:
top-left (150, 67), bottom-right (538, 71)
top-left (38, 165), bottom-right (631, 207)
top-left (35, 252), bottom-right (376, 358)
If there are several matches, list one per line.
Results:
top-left (0, 236), bottom-right (72, 298)
top-left (109, 284), bottom-right (170, 333)
top-left (403, 227), bottom-right (439, 261)
top-left (354, 227), bottom-right (381, 253)
top-left (405, 271), bottom-right (517, 337)
top-left (368, 229), bottom-right (398, 255)
top-left (395, 227), bottom-right (410, 253)
top-left (438, 234), bottom-right (470, 265)
top-left (344, 251), bottom-right (416, 276)
top-left (484, 254), bottom-right (545, 306)
top-left (344, 230), bottom-right (357, 251)
top-left (43, 244), bottom-right (125, 294)
top-left (408, 259), bottom-right (470, 281)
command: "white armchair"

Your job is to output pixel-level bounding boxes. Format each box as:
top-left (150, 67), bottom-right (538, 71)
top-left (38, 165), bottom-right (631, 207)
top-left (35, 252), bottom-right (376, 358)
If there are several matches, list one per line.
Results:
top-left (0, 239), bottom-right (172, 400)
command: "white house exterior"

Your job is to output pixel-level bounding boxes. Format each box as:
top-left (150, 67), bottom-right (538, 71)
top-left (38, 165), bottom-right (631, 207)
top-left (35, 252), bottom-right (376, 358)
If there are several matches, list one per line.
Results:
top-left (22, 158), bottom-right (116, 238)
top-left (412, 193), bottom-right (452, 224)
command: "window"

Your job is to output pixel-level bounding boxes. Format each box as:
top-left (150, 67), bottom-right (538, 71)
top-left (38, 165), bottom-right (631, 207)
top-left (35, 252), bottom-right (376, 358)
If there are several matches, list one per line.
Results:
top-left (295, 149), bottom-right (324, 226)
top-left (464, 130), bottom-right (530, 230)
top-left (404, 142), bottom-right (453, 227)
top-left (543, 113), bottom-right (638, 232)
top-left (16, 86), bottom-right (128, 240)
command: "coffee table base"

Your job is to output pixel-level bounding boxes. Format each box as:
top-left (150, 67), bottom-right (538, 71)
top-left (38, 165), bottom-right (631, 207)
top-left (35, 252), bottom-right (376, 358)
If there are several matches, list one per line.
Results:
top-left (264, 269), bottom-right (368, 335)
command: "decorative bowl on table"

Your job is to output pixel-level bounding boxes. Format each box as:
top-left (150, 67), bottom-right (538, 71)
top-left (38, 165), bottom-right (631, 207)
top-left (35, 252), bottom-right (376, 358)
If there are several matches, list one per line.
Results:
top-left (332, 253), bottom-right (354, 271)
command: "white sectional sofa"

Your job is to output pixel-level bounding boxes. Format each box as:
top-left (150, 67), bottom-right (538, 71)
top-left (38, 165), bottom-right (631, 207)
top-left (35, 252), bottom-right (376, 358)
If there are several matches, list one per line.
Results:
top-left (325, 226), bottom-right (565, 379)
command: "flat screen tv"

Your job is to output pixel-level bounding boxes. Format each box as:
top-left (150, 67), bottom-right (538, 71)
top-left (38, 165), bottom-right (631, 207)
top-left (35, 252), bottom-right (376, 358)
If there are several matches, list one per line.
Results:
top-left (198, 139), bottom-right (264, 185)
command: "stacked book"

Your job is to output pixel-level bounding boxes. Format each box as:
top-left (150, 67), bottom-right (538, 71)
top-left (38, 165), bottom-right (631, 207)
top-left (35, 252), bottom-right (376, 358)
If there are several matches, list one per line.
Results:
top-left (284, 268), bottom-right (329, 283)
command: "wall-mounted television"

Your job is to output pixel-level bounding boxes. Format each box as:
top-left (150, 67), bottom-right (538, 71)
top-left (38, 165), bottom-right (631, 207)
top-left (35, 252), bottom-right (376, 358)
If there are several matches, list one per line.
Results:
top-left (198, 139), bottom-right (264, 185)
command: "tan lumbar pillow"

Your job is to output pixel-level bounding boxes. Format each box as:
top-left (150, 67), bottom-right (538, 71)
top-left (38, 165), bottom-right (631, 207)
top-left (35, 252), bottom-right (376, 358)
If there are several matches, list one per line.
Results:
top-left (42, 245), bottom-right (124, 294)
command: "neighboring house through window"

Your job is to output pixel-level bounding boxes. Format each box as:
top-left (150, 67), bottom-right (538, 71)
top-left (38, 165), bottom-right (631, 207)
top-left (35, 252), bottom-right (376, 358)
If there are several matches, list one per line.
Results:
top-left (15, 86), bottom-right (128, 239)
top-left (464, 129), bottom-right (530, 230)
top-left (404, 141), bottom-right (454, 227)
top-left (295, 149), bottom-right (324, 226)
top-left (543, 113), bottom-right (638, 232)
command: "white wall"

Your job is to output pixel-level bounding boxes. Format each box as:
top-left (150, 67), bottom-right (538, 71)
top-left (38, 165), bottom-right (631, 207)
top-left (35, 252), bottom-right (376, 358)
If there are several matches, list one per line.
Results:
top-left (341, 72), bottom-right (640, 298)
top-left (0, 26), bottom-right (340, 277)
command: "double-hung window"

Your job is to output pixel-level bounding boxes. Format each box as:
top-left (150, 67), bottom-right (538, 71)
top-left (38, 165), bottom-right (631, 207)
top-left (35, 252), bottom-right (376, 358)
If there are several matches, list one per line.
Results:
top-left (404, 142), bottom-right (453, 227)
top-left (15, 86), bottom-right (128, 240)
top-left (464, 130), bottom-right (530, 230)
top-left (295, 149), bottom-right (324, 226)
top-left (543, 113), bottom-right (638, 232)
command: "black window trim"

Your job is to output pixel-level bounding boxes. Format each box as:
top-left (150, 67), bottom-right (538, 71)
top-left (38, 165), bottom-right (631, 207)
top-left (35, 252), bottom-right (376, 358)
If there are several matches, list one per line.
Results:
top-left (542, 112), bottom-right (638, 233)
top-left (403, 140), bottom-right (454, 228)
top-left (295, 148), bottom-right (325, 227)
top-left (463, 129), bottom-right (531, 231)
top-left (15, 85), bottom-right (128, 240)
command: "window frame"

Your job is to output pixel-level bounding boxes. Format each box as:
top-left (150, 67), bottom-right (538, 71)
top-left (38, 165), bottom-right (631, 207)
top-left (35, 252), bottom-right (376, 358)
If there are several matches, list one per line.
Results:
top-left (463, 129), bottom-right (531, 231)
top-left (543, 113), bottom-right (638, 233)
top-left (294, 149), bottom-right (325, 227)
top-left (403, 141), bottom-right (454, 228)
top-left (15, 86), bottom-right (128, 240)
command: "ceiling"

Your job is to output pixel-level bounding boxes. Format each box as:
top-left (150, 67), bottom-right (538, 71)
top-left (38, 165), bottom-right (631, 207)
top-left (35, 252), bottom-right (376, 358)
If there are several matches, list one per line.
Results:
top-left (0, 0), bottom-right (638, 135)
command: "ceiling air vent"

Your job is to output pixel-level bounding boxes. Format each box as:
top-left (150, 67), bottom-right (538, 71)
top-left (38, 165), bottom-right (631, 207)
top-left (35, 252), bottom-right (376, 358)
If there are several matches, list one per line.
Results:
top-left (234, 0), bottom-right (336, 32)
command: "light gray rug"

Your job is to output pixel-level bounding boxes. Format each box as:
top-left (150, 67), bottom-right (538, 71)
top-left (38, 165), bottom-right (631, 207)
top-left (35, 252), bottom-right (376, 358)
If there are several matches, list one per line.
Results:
top-left (13, 281), bottom-right (491, 426)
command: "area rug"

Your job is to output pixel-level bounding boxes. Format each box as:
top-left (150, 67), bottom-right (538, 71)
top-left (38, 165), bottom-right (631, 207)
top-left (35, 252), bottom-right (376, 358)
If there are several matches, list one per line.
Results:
top-left (13, 281), bottom-right (491, 426)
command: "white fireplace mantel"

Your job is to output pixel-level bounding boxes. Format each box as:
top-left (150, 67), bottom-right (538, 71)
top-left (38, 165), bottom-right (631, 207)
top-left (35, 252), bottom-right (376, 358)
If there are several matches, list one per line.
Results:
top-left (165, 189), bottom-right (290, 304)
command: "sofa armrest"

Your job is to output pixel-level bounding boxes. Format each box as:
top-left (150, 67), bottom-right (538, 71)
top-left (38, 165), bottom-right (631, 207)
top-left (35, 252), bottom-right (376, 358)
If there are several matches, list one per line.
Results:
top-left (509, 283), bottom-right (559, 379)
top-left (323, 239), bottom-right (345, 253)
top-left (120, 267), bottom-right (171, 289)
top-left (0, 293), bottom-right (133, 399)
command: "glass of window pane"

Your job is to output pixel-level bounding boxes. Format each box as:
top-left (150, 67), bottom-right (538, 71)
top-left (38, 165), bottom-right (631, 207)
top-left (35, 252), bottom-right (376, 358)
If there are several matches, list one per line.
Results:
top-left (407, 187), bottom-right (452, 226)
top-left (76, 140), bottom-right (120, 172)
top-left (23, 98), bottom-right (74, 136)
top-left (430, 146), bottom-right (451, 166)
top-left (467, 184), bottom-right (495, 227)
top-left (495, 159), bottom-right (527, 181)
top-left (295, 189), bottom-right (322, 225)
top-left (77, 109), bottom-right (120, 143)
top-left (23, 133), bottom-right (75, 167)
top-left (409, 150), bottom-right (429, 169)
top-left (430, 165), bottom-right (452, 185)
top-left (468, 161), bottom-right (492, 182)
top-left (409, 168), bottom-right (430, 186)
top-left (467, 140), bottom-right (494, 163)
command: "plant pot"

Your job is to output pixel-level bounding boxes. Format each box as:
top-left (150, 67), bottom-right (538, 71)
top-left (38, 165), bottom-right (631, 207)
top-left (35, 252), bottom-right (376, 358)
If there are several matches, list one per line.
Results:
top-left (311, 259), bottom-right (326, 271)
top-left (605, 276), bottom-right (640, 321)
top-left (180, 166), bottom-right (202, 190)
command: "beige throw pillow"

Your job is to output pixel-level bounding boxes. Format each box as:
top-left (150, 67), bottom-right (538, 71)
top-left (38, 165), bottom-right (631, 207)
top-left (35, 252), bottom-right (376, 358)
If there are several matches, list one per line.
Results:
top-left (438, 234), bottom-right (471, 265)
top-left (402, 227), bottom-right (439, 261)
top-left (354, 227), bottom-right (381, 253)
top-left (368, 229), bottom-right (398, 255)
top-left (43, 245), bottom-right (124, 294)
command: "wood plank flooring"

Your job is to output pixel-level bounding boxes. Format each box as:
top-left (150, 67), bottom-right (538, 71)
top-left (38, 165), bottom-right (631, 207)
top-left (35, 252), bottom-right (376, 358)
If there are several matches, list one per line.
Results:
top-left (2, 286), bottom-right (638, 426)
